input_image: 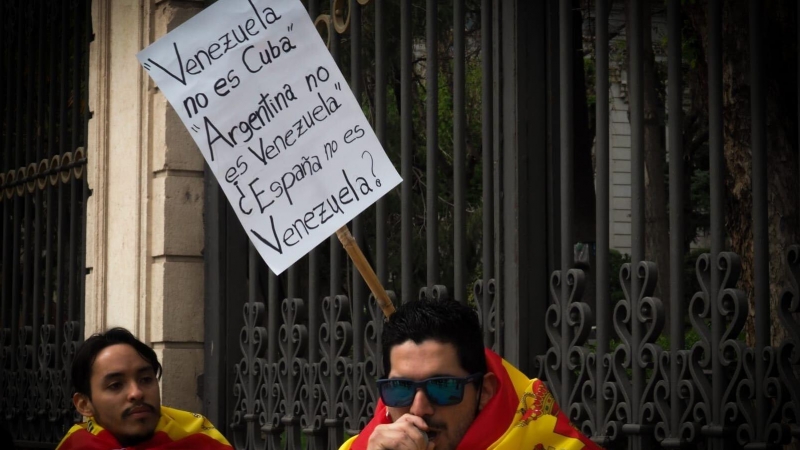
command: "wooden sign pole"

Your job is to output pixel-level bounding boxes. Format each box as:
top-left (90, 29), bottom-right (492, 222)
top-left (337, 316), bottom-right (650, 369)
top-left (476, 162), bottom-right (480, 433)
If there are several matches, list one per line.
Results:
top-left (336, 226), bottom-right (396, 318)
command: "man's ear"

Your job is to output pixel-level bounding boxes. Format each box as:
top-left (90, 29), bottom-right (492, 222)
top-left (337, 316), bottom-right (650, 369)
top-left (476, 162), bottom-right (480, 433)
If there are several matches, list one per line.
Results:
top-left (73, 393), bottom-right (95, 418)
top-left (478, 372), bottom-right (498, 411)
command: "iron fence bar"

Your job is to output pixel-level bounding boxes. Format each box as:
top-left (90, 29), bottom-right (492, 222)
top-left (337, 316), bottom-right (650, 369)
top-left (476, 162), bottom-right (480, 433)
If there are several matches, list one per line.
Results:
top-left (558, 0), bottom-right (573, 409)
top-left (43, 0), bottom-right (58, 366)
top-left (306, 242), bottom-right (321, 448)
top-left (400, 0), bottom-right (412, 304)
top-left (749, 0), bottom-right (769, 444)
top-left (707, 1), bottom-right (724, 446)
top-left (491, 0), bottom-right (502, 354)
top-left (10, 0), bottom-right (24, 375)
top-left (306, 4), bottom-right (322, 432)
top-left (453, 0), bottom-right (466, 304)
top-left (54, 0), bottom-right (70, 372)
top-left (22, 174), bottom-right (32, 376)
top-left (329, 0), bottom-right (342, 300)
top-left (666, 0), bottom-right (686, 444)
top-left (288, 265), bottom-right (299, 302)
top-left (305, 6), bottom-right (321, 436)
top-left (375, 0), bottom-right (387, 287)
top-left (31, 0), bottom-right (46, 378)
top-left (627, 1), bottom-right (645, 447)
top-left (227, 214), bottom-right (250, 447)
top-left (43, 0), bottom-right (57, 387)
top-left (68, 0), bottom-right (83, 332)
top-left (1, 0), bottom-right (8, 337)
top-left (594, 0), bottom-right (609, 441)
top-left (21, 0), bottom-right (34, 385)
top-left (54, 179), bottom-right (65, 373)
top-left (267, 268), bottom-right (281, 449)
top-left (79, 0), bottom-right (90, 343)
top-left (348, 0), bottom-right (367, 437)
top-left (325, 12), bottom-right (344, 446)
top-left (246, 244), bottom-right (258, 450)
top-left (425, 0), bottom-right (438, 293)
top-left (481, 0), bottom-right (494, 346)
top-left (350, 0), bottom-right (365, 363)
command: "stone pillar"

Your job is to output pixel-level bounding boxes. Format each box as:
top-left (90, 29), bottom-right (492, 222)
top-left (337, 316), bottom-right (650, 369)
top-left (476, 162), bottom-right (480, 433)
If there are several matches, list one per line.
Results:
top-left (86, 0), bottom-right (207, 412)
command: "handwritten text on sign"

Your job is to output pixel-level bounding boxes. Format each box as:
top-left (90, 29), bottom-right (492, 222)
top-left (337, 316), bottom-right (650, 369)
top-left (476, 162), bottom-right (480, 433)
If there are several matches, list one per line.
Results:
top-left (137, 0), bottom-right (401, 275)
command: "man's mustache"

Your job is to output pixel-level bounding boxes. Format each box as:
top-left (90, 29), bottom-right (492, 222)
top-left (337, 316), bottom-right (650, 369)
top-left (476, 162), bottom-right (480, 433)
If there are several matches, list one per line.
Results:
top-left (122, 403), bottom-right (157, 418)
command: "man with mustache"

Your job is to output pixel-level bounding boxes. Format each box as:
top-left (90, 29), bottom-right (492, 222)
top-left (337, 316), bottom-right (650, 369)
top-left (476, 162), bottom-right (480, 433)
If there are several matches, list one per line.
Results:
top-left (57, 328), bottom-right (231, 449)
top-left (340, 299), bottom-right (602, 450)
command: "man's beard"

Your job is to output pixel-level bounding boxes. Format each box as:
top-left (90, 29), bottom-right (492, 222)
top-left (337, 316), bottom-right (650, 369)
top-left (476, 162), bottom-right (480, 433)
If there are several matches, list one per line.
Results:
top-left (117, 430), bottom-right (157, 447)
top-left (116, 403), bottom-right (159, 447)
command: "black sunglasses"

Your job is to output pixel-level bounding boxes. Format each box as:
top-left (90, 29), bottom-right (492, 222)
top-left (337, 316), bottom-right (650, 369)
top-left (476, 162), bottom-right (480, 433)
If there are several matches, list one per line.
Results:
top-left (376, 373), bottom-right (484, 407)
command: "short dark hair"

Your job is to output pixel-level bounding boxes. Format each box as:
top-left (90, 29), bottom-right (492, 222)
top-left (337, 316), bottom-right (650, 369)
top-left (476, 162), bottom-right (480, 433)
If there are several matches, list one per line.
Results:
top-left (72, 327), bottom-right (163, 398)
top-left (381, 299), bottom-right (487, 376)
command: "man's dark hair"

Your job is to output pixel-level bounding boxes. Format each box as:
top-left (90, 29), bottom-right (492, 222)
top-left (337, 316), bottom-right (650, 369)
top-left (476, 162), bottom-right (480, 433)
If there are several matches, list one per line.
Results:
top-left (381, 299), bottom-right (487, 376)
top-left (72, 327), bottom-right (163, 398)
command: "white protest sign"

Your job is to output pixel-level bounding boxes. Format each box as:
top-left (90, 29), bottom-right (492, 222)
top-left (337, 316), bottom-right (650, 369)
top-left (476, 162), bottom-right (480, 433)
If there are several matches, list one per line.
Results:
top-left (137, 0), bottom-right (401, 275)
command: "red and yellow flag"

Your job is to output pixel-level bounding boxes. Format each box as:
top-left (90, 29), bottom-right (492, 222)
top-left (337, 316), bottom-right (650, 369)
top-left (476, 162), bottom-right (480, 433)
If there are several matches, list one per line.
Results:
top-left (57, 406), bottom-right (232, 450)
top-left (341, 349), bottom-right (602, 450)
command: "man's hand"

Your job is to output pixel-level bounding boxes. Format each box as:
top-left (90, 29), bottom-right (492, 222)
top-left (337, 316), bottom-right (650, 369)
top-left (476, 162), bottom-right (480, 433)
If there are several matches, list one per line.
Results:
top-left (366, 414), bottom-right (435, 450)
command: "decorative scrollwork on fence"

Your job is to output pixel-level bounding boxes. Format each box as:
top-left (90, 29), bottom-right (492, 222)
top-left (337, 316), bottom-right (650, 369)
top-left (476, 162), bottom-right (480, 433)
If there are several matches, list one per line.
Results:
top-left (635, 262), bottom-right (666, 441)
top-left (778, 245), bottom-right (800, 440)
top-left (319, 294), bottom-right (352, 445)
top-left (606, 263), bottom-right (634, 440)
top-left (565, 269), bottom-right (592, 432)
top-left (687, 253), bottom-right (713, 431)
top-left (714, 253), bottom-right (748, 442)
top-left (346, 292), bottom-right (391, 434)
top-left (543, 268), bottom-right (587, 415)
top-left (0, 149), bottom-right (87, 201)
top-left (231, 301), bottom-right (268, 449)
top-left (279, 298), bottom-right (307, 448)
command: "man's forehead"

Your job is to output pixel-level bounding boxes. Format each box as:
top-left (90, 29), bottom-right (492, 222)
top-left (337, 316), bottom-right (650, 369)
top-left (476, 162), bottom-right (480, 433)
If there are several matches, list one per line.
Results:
top-left (389, 339), bottom-right (465, 376)
top-left (91, 344), bottom-right (153, 378)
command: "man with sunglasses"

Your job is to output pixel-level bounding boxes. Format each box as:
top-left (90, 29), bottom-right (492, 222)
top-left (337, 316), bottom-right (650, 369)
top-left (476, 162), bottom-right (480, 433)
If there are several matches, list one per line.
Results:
top-left (340, 299), bottom-right (601, 450)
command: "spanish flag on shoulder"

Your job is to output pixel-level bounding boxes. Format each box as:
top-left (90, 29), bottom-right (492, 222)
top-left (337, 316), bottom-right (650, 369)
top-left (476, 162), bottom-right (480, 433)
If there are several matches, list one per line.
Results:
top-left (57, 406), bottom-right (232, 450)
top-left (341, 349), bottom-right (602, 450)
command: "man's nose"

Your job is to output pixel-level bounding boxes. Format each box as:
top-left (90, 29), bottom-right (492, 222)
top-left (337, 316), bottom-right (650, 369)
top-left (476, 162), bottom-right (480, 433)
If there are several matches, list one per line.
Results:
top-left (127, 382), bottom-right (144, 401)
top-left (409, 388), bottom-right (434, 417)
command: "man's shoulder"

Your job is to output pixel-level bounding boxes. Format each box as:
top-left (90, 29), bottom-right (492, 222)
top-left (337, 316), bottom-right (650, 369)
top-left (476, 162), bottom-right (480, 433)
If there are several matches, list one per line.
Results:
top-left (157, 405), bottom-right (232, 448)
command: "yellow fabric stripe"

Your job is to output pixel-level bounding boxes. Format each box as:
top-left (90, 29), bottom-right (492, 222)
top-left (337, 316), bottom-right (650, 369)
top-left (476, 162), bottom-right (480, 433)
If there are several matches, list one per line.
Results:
top-left (157, 406), bottom-right (230, 444)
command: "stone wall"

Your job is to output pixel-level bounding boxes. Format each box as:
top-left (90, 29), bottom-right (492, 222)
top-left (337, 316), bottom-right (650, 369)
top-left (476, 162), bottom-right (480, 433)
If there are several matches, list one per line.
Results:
top-left (85, 0), bottom-right (207, 413)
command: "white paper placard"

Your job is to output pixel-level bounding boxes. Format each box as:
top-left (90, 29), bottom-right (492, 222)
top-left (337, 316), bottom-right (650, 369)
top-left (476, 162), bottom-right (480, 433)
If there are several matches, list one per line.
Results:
top-left (137, 0), bottom-right (402, 275)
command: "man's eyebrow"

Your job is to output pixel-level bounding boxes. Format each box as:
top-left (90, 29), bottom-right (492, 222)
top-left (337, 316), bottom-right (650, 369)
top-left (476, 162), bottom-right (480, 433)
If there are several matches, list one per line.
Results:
top-left (389, 373), bottom-right (463, 380)
top-left (136, 366), bottom-right (155, 374)
top-left (100, 372), bottom-right (125, 383)
top-left (99, 366), bottom-right (154, 382)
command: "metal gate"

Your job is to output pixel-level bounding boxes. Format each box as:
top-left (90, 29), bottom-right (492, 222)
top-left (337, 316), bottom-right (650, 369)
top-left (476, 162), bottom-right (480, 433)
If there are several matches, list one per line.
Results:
top-left (202, 0), bottom-right (551, 448)
top-left (204, 1), bottom-right (800, 450)
top-left (0, 0), bottom-right (92, 447)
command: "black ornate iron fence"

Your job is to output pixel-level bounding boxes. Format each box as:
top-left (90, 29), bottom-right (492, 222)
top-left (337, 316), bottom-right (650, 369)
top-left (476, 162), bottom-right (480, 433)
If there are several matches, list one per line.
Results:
top-left (0, 0), bottom-right (91, 447)
top-left (203, 1), bottom-right (800, 450)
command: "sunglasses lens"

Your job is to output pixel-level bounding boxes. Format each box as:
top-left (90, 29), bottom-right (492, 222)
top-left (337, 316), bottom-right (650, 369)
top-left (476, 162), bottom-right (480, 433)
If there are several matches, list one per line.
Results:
top-left (380, 380), bottom-right (415, 407)
top-left (425, 378), bottom-right (464, 406)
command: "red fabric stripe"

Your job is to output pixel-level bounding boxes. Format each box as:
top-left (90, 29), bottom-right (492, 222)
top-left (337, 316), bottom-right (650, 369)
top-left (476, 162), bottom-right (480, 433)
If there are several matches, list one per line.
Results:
top-left (57, 428), bottom-right (232, 449)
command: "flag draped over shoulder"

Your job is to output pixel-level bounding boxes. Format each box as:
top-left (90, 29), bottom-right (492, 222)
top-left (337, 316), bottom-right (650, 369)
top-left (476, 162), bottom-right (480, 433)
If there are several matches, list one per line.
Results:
top-left (56, 406), bottom-right (232, 450)
top-left (340, 349), bottom-right (602, 450)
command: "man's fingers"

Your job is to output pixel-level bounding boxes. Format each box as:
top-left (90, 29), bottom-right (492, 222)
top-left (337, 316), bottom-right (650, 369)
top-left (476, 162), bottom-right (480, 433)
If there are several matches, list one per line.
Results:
top-left (397, 414), bottom-right (429, 432)
top-left (367, 418), bottom-right (429, 450)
